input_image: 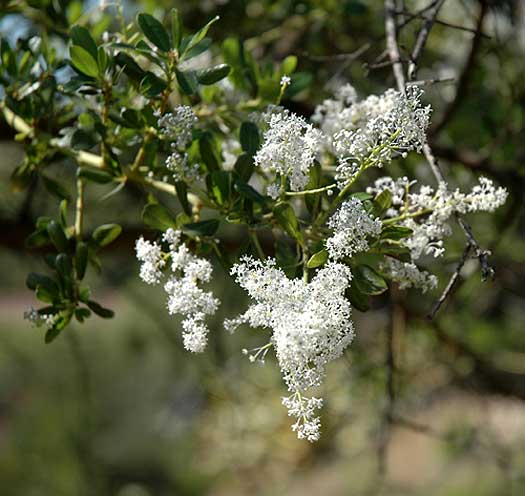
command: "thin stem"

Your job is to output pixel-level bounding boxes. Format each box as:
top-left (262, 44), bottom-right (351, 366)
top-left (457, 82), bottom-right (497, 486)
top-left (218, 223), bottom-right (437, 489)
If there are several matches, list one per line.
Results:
top-left (130, 128), bottom-right (156, 172)
top-left (382, 207), bottom-right (433, 225)
top-left (249, 229), bottom-right (266, 260)
top-left (302, 246), bottom-right (309, 282)
top-left (285, 184), bottom-right (337, 196)
top-left (74, 178), bottom-right (84, 240)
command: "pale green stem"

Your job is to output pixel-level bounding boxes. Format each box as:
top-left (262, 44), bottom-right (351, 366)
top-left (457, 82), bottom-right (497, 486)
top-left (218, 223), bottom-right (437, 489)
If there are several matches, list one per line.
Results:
top-left (74, 178), bottom-right (84, 240)
top-left (249, 229), bottom-right (266, 260)
top-left (382, 207), bottom-right (433, 225)
top-left (285, 184), bottom-right (337, 196)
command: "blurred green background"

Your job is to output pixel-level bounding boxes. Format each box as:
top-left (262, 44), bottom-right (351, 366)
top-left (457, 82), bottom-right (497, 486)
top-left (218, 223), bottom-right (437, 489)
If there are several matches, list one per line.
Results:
top-left (1, 0), bottom-right (525, 494)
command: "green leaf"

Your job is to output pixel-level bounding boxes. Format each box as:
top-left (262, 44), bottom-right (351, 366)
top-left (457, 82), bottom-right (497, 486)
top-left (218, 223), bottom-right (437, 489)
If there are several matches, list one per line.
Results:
top-left (41, 175), bottom-right (70, 201)
top-left (199, 132), bottom-right (220, 171)
top-left (197, 64), bottom-right (231, 85)
top-left (115, 52), bottom-right (146, 82)
top-left (281, 55), bottom-right (297, 75)
top-left (176, 69), bottom-right (198, 95)
top-left (1, 39), bottom-right (17, 76)
top-left (36, 286), bottom-right (56, 304)
top-left (353, 265), bottom-right (388, 295)
top-left (25, 230), bottom-right (50, 249)
top-left (87, 300), bottom-right (114, 319)
top-left (70, 45), bottom-right (99, 78)
top-left (92, 223), bottom-right (122, 247)
top-left (97, 46), bottom-right (108, 73)
top-left (373, 190), bottom-right (392, 216)
top-left (140, 72), bottom-right (167, 97)
top-left (306, 249), bottom-right (328, 269)
top-left (233, 153), bottom-right (254, 182)
top-left (55, 254), bottom-right (73, 280)
top-left (171, 8), bottom-right (182, 49)
top-left (75, 307), bottom-right (91, 322)
top-left (137, 13), bottom-right (171, 52)
top-left (381, 225), bottom-right (413, 241)
top-left (46, 221), bottom-right (69, 252)
top-left (273, 202), bottom-right (303, 243)
top-left (284, 72), bottom-right (312, 98)
top-left (142, 203), bottom-right (177, 231)
top-left (175, 181), bottom-right (191, 215)
top-left (377, 241), bottom-right (411, 263)
top-left (59, 200), bottom-right (68, 227)
top-left (71, 25), bottom-right (98, 60)
top-left (275, 238), bottom-right (300, 278)
top-left (77, 166), bottom-right (114, 184)
top-left (182, 16), bottom-right (219, 56)
top-left (234, 179), bottom-right (266, 205)
top-left (239, 121), bottom-right (260, 156)
top-left (350, 192), bottom-right (373, 202)
top-left (79, 286), bottom-right (91, 304)
top-left (71, 129), bottom-right (97, 150)
top-left (26, 273), bottom-right (59, 296)
top-left (45, 325), bottom-right (61, 344)
top-left (75, 241), bottom-right (88, 280)
top-left (346, 283), bottom-right (370, 312)
top-left (207, 170), bottom-right (230, 205)
top-left (183, 219), bottom-right (220, 237)
top-left (181, 38), bottom-right (212, 61)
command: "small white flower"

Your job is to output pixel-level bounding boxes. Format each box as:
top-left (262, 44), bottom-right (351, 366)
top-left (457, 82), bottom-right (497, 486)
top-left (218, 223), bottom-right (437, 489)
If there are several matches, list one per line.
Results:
top-left (135, 237), bottom-right (165, 285)
top-left (227, 256), bottom-right (354, 441)
top-left (326, 198), bottom-right (382, 261)
top-left (314, 84), bottom-right (431, 186)
top-left (382, 259), bottom-right (438, 292)
top-left (282, 393), bottom-right (323, 442)
top-left (254, 110), bottom-right (323, 192)
top-left (165, 150), bottom-right (200, 181)
top-left (367, 176), bottom-right (507, 263)
top-left (280, 75), bottom-right (291, 86)
top-left (136, 229), bottom-right (219, 352)
top-left (158, 106), bottom-right (198, 149)
top-left (24, 307), bottom-right (58, 329)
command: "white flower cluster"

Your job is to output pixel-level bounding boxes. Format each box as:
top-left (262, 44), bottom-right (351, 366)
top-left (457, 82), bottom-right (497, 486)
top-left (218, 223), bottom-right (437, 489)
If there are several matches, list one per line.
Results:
top-left (282, 393), bottom-right (323, 442)
top-left (381, 259), bottom-right (438, 293)
top-left (311, 83), bottom-right (358, 151)
top-left (226, 256), bottom-right (354, 441)
top-left (254, 109), bottom-right (323, 197)
top-left (367, 176), bottom-right (507, 290)
top-left (314, 85), bottom-right (431, 187)
top-left (158, 106), bottom-right (200, 182)
top-left (165, 150), bottom-right (200, 182)
top-left (326, 197), bottom-right (382, 261)
top-left (369, 176), bottom-right (508, 260)
top-left (135, 229), bottom-right (219, 353)
top-left (23, 307), bottom-right (58, 329)
top-left (135, 236), bottom-right (165, 285)
top-left (158, 105), bottom-right (197, 149)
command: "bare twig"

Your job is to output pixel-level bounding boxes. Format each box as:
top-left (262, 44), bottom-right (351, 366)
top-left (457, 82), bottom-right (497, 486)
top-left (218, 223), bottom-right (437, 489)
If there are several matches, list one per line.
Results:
top-left (399, 8), bottom-right (491, 38)
top-left (384, 0), bottom-right (495, 316)
top-left (431, 0), bottom-right (489, 135)
top-left (407, 0), bottom-right (446, 80)
top-left (303, 43), bottom-right (370, 62)
top-left (409, 76), bottom-right (455, 86)
top-left (421, 143), bottom-right (495, 286)
top-left (377, 289), bottom-right (404, 477)
top-left (385, 0), bottom-right (406, 91)
top-left (427, 243), bottom-right (472, 319)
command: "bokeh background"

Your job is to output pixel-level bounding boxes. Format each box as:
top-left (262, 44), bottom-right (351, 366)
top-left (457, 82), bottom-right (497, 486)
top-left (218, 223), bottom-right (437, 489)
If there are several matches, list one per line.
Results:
top-left (1, 0), bottom-right (525, 494)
